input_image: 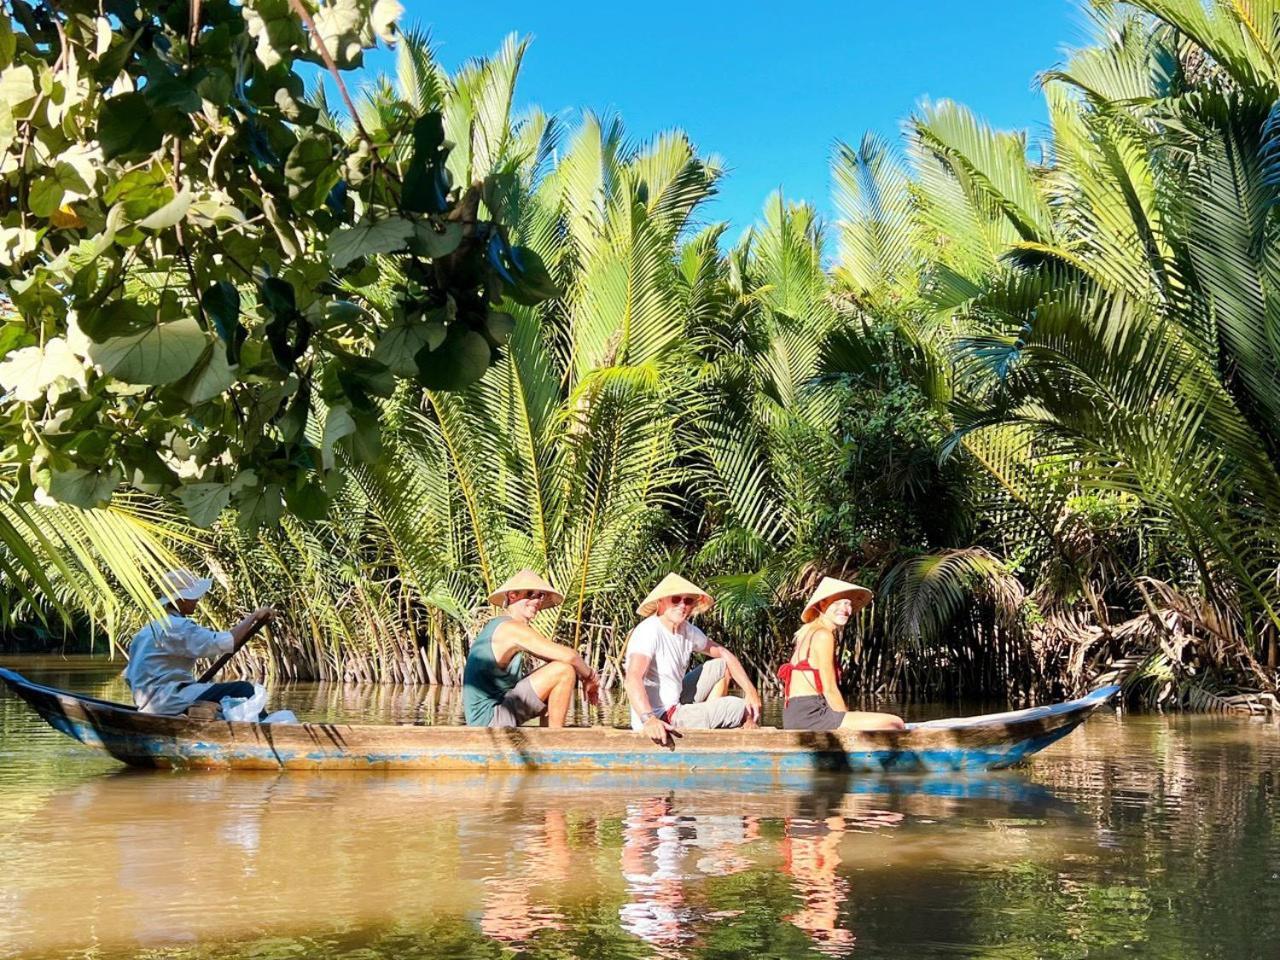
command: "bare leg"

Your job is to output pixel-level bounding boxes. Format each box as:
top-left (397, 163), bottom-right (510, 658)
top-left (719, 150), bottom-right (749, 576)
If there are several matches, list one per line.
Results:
top-left (527, 661), bottom-right (577, 728)
top-left (840, 711), bottom-right (906, 732)
top-left (707, 672), bottom-right (730, 701)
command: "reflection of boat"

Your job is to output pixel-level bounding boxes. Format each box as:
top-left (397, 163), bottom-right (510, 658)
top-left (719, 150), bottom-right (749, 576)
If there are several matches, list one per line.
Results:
top-left (4, 758), bottom-right (1095, 958)
top-left (0, 667), bottom-right (1119, 772)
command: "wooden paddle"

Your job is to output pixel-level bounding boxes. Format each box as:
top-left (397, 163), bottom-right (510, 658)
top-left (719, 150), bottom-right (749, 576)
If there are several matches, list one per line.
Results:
top-left (196, 615), bottom-right (271, 684)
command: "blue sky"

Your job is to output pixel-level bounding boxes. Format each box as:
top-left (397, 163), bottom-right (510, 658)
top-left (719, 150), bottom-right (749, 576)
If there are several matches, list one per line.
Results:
top-left (357, 1), bottom-right (1091, 235)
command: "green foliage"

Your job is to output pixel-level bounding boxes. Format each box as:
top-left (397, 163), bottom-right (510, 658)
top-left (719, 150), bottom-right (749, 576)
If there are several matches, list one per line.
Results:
top-left (0, 0), bottom-right (556, 541)
top-left (5, 4), bottom-right (1280, 707)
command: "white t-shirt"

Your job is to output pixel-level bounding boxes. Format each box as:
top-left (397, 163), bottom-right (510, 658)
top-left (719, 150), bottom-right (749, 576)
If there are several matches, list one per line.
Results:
top-left (624, 615), bottom-right (710, 730)
top-left (123, 615), bottom-right (235, 714)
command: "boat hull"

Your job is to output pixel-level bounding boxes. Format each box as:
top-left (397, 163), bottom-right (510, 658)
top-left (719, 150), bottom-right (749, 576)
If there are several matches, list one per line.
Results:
top-left (0, 668), bottom-right (1118, 773)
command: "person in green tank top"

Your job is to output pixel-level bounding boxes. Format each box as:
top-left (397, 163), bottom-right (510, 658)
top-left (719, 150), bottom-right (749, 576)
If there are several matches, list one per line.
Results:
top-left (463, 570), bottom-right (600, 727)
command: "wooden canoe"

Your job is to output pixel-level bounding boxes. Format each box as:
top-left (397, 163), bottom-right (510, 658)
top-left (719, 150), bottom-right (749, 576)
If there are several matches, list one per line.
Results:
top-left (0, 667), bottom-right (1119, 773)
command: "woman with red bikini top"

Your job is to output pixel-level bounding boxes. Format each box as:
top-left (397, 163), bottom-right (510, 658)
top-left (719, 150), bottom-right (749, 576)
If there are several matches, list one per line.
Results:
top-left (779, 577), bottom-right (906, 732)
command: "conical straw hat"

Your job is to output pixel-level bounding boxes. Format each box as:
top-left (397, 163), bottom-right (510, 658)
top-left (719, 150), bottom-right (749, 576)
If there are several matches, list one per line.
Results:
top-left (802, 576), bottom-right (873, 623)
top-left (636, 573), bottom-right (714, 617)
top-left (488, 569), bottom-right (564, 608)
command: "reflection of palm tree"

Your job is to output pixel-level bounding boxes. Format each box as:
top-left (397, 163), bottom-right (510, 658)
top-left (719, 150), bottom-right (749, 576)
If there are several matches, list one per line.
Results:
top-left (479, 809), bottom-right (570, 945)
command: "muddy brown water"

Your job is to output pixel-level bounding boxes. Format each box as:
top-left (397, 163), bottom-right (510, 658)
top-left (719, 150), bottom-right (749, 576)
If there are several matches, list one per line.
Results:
top-left (2, 655), bottom-right (1279, 959)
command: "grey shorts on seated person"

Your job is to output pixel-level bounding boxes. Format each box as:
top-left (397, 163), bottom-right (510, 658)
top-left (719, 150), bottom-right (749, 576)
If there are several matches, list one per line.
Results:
top-left (669, 658), bottom-right (749, 730)
top-left (488, 676), bottom-right (548, 728)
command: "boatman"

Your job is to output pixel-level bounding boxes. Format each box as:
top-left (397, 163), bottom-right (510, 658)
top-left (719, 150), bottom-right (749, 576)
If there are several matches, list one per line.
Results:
top-left (624, 573), bottom-right (762, 747)
top-left (124, 569), bottom-right (274, 716)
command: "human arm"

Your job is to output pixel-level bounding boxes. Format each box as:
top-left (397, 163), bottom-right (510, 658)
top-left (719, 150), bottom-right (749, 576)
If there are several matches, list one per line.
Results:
top-left (809, 629), bottom-right (848, 712)
top-left (624, 650), bottom-right (680, 747)
top-left (231, 607), bottom-right (274, 643)
top-left (704, 642), bottom-right (762, 722)
top-left (496, 621), bottom-right (599, 703)
top-left (167, 608), bottom-right (271, 660)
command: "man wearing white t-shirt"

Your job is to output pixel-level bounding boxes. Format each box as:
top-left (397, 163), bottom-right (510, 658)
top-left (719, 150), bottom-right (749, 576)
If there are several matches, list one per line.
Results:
top-left (624, 573), bottom-right (762, 746)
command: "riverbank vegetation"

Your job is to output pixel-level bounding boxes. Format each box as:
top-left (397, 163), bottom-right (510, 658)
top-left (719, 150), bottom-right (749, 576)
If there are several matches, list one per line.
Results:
top-left (4, 0), bottom-right (1280, 710)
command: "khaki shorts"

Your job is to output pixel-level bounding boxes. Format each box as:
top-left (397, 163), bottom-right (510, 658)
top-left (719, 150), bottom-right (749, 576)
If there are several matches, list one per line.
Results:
top-left (488, 676), bottom-right (547, 727)
top-left (669, 658), bottom-right (749, 730)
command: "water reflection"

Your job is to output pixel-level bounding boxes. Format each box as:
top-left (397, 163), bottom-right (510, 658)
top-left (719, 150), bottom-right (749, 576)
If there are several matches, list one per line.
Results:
top-left (478, 809), bottom-right (571, 945)
top-left (619, 796), bottom-right (763, 952)
top-left (780, 796), bottom-right (905, 957)
top-left (3, 656), bottom-right (1280, 959)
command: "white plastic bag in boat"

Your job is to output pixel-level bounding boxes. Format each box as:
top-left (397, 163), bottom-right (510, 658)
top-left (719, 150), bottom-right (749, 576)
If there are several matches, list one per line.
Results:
top-left (219, 683), bottom-right (268, 722)
top-left (262, 709), bottom-right (298, 724)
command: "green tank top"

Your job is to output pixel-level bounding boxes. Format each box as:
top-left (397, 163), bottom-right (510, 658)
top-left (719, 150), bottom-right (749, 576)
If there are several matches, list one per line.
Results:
top-left (462, 616), bottom-right (523, 726)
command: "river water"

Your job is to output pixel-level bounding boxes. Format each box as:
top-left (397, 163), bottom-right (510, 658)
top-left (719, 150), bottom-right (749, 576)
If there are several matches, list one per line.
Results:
top-left (2, 656), bottom-right (1279, 959)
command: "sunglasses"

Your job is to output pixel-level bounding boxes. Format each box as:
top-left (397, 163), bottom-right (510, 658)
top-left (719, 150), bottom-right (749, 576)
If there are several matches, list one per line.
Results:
top-left (509, 590), bottom-right (547, 602)
top-left (668, 595), bottom-right (700, 607)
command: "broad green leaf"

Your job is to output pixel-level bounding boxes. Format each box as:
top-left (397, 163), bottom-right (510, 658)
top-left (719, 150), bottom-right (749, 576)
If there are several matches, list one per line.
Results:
top-left (323, 300), bottom-right (366, 331)
top-left (284, 480), bottom-right (330, 521)
top-left (143, 71), bottom-right (202, 112)
top-left (81, 299), bottom-right (153, 342)
top-left (327, 216), bottom-right (415, 269)
top-left (373, 318), bottom-right (445, 376)
top-left (137, 188), bottom-right (192, 230)
top-left (0, 17), bottom-right (16, 69)
top-left (44, 465), bottom-right (121, 509)
top-left (121, 441), bottom-right (181, 494)
top-left (54, 149), bottom-right (98, 199)
top-left (98, 92), bottom-right (161, 162)
top-left (88, 317), bottom-right (207, 385)
top-left (321, 403), bottom-right (356, 469)
top-left (29, 177), bottom-right (65, 219)
top-left (259, 276), bottom-right (297, 316)
top-left (483, 310), bottom-right (515, 346)
top-left (371, 0), bottom-right (403, 44)
top-left (0, 339), bottom-right (87, 402)
top-left (409, 221), bottom-right (463, 258)
top-left (0, 65), bottom-right (36, 109)
top-left (178, 344), bottom-right (237, 404)
top-left (241, 0), bottom-right (306, 69)
top-left (235, 483), bottom-right (284, 531)
top-left (336, 355), bottom-right (394, 408)
top-left (415, 326), bottom-right (490, 390)
top-left (278, 379), bottom-right (310, 442)
top-left (285, 133), bottom-right (339, 210)
top-left (506, 246), bottom-right (560, 306)
top-left (308, 0), bottom-right (399, 68)
top-left (0, 321), bottom-right (33, 358)
top-left (402, 113), bottom-right (449, 213)
top-left (202, 281), bottom-right (244, 363)
top-left (347, 410), bottom-right (382, 462)
top-left (177, 481), bottom-right (231, 527)
top-left (0, 100), bottom-right (15, 155)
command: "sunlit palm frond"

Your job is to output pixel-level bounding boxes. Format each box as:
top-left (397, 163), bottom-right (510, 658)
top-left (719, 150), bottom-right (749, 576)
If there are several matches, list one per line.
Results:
top-left (832, 134), bottom-right (920, 306)
top-left (912, 99), bottom-right (1056, 244)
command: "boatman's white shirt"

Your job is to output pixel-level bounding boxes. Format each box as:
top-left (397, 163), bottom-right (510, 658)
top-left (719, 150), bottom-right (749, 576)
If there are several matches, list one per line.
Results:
top-left (123, 615), bottom-right (234, 715)
top-left (624, 615), bottom-right (710, 730)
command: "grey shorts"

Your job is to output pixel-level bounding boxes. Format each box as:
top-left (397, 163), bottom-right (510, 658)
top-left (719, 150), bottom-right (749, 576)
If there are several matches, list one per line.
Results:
top-left (669, 658), bottom-right (749, 730)
top-left (488, 676), bottom-right (547, 728)
top-left (782, 695), bottom-right (844, 731)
